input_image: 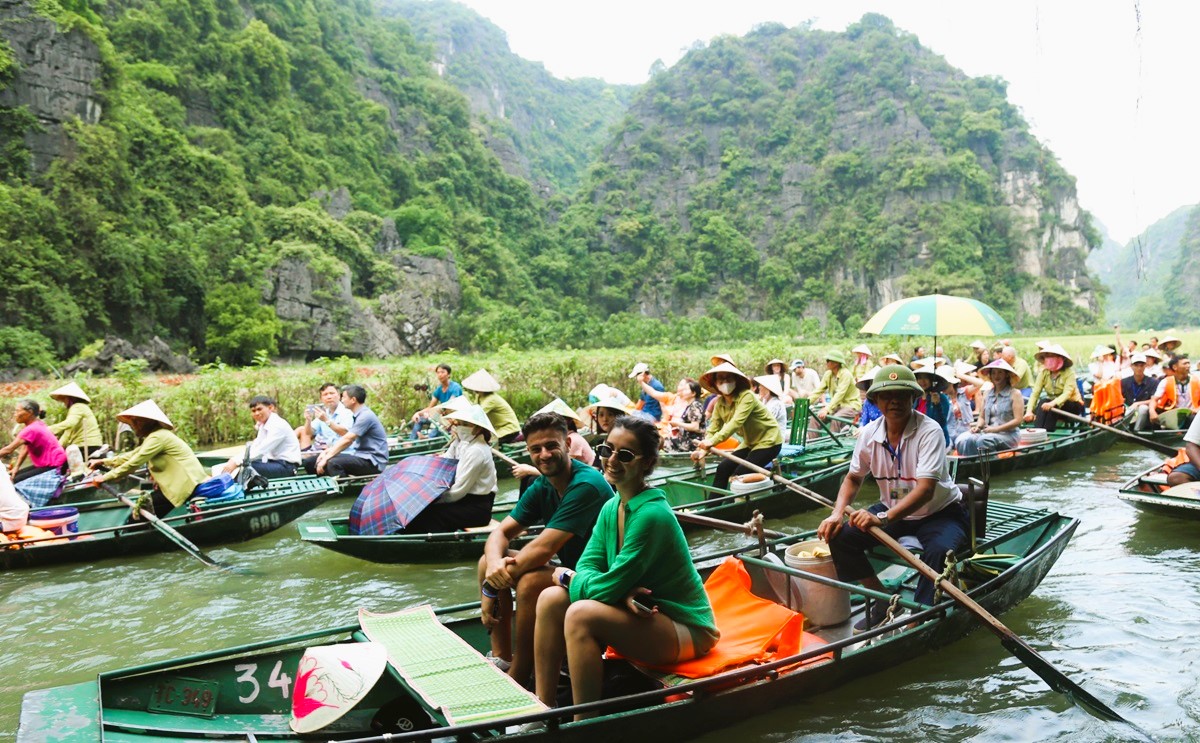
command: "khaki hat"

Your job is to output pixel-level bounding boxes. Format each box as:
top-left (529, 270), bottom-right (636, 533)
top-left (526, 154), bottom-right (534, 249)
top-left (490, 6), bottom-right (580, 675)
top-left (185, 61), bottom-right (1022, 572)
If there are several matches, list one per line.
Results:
top-left (1159, 335), bottom-right (1182, 351)
top-left (49, 381), bottom-right (90, 404)
top-left (1143, 347), bottom-right (1163, 361)
top-left (536, 397), bottom-right (583, 424)
top-left (969, 340), bottom-right (987, 351)
top-left (1090, 344), bottom-right (1116, 359)
top-left (1035, 339), bottom-right (1052, 350)
top-left (867, 366), bottom-right (923, 402)
top-left (764, 358), bottom-right (786, 371)
top-left (461, 369), bottom-right (501, 393)
top-left (1034, 345), bottom-right (1074, 369)
top-left (117, 399), bottom-right (174, 430)
top-left (912, 360), bottom-right (947, 391)
top-left (699, 362), bottom-right (751, 393)
top-left (753, 375), bottom-right (785, 399)
top-left (628, 362), bottom-right (650, 379)
top-left (444, 404), bottom-right (496, 436)
top-left (710, 353), bottom-right (734, 367)
top-left (981, 359), bottom-right (1019, 385)
top-left (880, 352), bottom-right (904, 365)
top-left (851, 345), bottom-right (873, 357)
top-left (823, 349), bottom-right (847, 366)
top-left (855, 366), bottom-right (879, 391)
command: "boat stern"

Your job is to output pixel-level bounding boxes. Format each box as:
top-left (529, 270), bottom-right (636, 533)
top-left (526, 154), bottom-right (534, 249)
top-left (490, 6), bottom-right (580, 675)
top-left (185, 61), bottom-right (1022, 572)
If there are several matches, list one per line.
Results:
top-left (18, 681), bottom-right (100, 742)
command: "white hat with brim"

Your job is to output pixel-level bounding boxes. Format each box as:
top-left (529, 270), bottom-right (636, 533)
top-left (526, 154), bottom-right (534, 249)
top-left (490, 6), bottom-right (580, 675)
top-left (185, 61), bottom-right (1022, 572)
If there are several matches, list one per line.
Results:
top-left (880, 353), bottom-right (904, 365)
top-left (628, 362), bottom-right (650, 379)
top-left (855, 366), bottom-right (879, 391)
top-left (1130, 353), bottom-right (1148, 365)
top-left (1090, 344), bottom-right (1116, 359)
top-left (1159, 335), bottom-right (1182, 351)
top-left (970, 340), bottom-right (987, 351)
top-left (1035, 340), bottom-right (1052, 350)
top-left (1143, 348), bottom-right (1163, 361)
top-left (50, 382), bottom-right (90, 404)
top-left (954, 360), bottom-right (978, 375)
top-left (912, 360), bottom-right (947, 390)
top-left (981, 359), bottom-right (1020, 385)
top-left (936, 365), bottom-right (960, 386)
top-left (699, 362), bottom-right (751, 393)
top-left (438, 395), bottom-right (472, 413)
top-left (289, 641), bottom-right (388, 733)
top-left (444, 404), bottom-right (496, 436)
top-left (753, 375), bottom-right (785, 399)
top-left (585, 398), bottom-right (632, 415)
top-left (536, 397), bottom-right (583, 424)
top-left (765, 358), bottom-right (786, 371)
top-left (117, 400), bottom-right (174, 430)
top-left (710, 353), bottom-right (734, 367)
top-left (851, 345), bottom-right (873, 356)
top-left (461, 369), bottom-right (501, 393)
top-left (1034, 345), bottom-right (1074, 369)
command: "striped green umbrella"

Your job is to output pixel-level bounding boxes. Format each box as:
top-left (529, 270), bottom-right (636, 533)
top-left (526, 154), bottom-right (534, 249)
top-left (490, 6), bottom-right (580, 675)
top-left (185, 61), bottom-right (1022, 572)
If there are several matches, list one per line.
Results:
top-left (860, 294), bottom-right (1012, 337)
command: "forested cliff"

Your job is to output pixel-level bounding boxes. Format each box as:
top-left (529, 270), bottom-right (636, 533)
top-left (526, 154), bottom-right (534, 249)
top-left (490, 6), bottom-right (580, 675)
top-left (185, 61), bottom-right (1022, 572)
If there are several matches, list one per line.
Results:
top-left (0, 1), bottom-right (1101, 372)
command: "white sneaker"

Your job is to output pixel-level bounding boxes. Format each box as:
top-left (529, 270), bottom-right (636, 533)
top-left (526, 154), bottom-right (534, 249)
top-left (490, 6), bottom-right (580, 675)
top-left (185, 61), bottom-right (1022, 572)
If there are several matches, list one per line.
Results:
top-left (486, 651), bottom-right (511, 672)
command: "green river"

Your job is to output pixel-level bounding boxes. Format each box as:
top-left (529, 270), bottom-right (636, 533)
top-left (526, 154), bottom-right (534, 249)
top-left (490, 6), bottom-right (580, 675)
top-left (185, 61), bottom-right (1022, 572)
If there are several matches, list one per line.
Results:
top-left (1, 443), bottom-right (1196, 741)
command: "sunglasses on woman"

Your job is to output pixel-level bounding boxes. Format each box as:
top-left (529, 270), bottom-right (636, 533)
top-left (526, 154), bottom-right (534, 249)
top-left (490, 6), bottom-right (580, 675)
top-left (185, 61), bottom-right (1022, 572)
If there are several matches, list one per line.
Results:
top-left (595, 444), bottom-right (641, 463)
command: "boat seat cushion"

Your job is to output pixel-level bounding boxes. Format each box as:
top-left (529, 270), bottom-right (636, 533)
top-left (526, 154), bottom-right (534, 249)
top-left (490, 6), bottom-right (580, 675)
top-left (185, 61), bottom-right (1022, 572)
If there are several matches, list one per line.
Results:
top-left (358, 606), bottom-right (545, 726)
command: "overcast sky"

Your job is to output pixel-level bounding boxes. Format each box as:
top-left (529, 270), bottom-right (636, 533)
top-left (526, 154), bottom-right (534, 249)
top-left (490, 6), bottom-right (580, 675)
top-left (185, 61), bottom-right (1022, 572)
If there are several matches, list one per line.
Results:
top-left (450, 0), bottom-right (1198, 244)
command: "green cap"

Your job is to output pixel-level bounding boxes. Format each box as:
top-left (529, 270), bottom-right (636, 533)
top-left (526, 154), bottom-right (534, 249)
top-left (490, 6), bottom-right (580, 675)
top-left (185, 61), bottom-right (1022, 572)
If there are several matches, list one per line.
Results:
top-left (823, 349), bottom-right (847, 366)
top-left (867, 365), bottom-right (923, 401)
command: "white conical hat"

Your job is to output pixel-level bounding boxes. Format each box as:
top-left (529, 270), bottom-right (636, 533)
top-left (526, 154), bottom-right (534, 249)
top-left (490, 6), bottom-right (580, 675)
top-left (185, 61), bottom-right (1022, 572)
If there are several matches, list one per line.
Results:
top-left (855, 366), bottom-right (879, 390)
top-left (851, 345), bottom-right (873, 356)
top-left (444, 404), bottom-right (496, 436)
top-left (116, 400), bottom-right (174, 430)
top-left (1090, 344), bottom-right (1115, 359)
top-left (289, 642), bottom-right (388, 733)
top-left (536, 397), bottom-right (583, 423)
top-left (461, 369), bottom-right (501, 393)
top-left (1159, 335), bottom-right (1182, 351)
top-left (50, 382), bottom-right (90, 403)
top-left (753, 374), bottom-right (785, 399)
top-left (438, 395), bottom-right (472, 413)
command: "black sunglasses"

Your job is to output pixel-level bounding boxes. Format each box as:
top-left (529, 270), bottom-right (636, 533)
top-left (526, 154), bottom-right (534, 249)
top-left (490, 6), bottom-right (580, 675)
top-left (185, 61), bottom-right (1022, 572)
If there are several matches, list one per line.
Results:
top-left (595, 443), bottom-right (641, 463)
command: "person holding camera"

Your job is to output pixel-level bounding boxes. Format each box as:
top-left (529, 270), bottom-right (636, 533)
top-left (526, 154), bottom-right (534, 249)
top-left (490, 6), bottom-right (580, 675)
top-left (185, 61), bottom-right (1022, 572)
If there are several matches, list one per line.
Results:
top-left (409, 363), bottom-right (464, 440)
top-left (296, 382), bottom-right (353, 452)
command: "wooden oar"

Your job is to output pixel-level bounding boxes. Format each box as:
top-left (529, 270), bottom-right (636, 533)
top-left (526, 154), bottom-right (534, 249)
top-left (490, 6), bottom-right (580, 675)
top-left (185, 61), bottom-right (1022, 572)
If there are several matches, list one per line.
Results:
top-left (707, 446), bottom-right (1147, 732)
top-left (97, 482), bottom-right (236, 573)
top-left (491, 447), bottom-right (521, 468)
top-left (1051, 408), bottom-right (1178, 456)
top-left (673, 509), bottom-right (787, 539)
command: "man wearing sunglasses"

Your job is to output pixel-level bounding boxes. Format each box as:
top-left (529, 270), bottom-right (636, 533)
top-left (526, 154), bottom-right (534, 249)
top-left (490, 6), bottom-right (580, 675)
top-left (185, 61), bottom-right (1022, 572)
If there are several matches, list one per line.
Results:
top-left (478, 412), bottom-right (614, 687)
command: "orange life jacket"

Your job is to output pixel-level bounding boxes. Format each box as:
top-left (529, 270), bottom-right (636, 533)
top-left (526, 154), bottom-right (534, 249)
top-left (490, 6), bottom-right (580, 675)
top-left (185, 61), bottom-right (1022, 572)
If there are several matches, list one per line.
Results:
top-left (1088, 377), bottom-right (1125, 424)
top-left (1158, 375), bottom-right (1200, 412)
top-left (1163, 448), bottom-right (1189, 474)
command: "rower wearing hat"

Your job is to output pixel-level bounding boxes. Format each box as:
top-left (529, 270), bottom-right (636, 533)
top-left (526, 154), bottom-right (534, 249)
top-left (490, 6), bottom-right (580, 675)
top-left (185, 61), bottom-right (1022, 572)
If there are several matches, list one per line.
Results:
top-left (90, 400), bottom-right (207, 518)
top-left (398, 404), bottom-right (498, 534)
top-left (1159, 335), bottom-right (1183, 354)
top-left (46, 382), bottom-right (103, 459)
top-left (764, 358), bottom-right (791, 400)
top-left (691, 363), bottom-right (783, 494)
top-left (807, 350), bottom-right (860, 436)
top-left (1024, 345), bottom-right (1084, 432)
top-left (462, 369), bottom-right (522, 444)
top-left (817, 365), bottom-right (968, 632)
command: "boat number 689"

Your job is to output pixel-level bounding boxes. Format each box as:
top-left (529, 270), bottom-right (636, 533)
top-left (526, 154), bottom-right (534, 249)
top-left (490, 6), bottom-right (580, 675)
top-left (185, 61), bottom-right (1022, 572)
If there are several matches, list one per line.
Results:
top-left (248, 512), bottom-right (282, 534)
top-left (233, 661), bottom-right (293, 703)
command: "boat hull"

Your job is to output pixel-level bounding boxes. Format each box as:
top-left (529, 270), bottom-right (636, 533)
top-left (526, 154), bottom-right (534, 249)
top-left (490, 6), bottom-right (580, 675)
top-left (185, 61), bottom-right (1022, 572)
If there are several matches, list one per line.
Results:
top-left (951, 426), bottom-right (1117, 480)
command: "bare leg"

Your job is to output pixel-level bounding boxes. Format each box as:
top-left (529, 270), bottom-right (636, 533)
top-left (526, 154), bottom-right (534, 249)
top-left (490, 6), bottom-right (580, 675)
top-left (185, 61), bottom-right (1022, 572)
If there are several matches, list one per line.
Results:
top-left (1167, 470), bottom-right (1196, 487)
top-left (477, 555), bottom-right (513, 663)
top-left (533, 586), bottom-right (570, 707)
top-left (511, 568), bottom-right (555, 685)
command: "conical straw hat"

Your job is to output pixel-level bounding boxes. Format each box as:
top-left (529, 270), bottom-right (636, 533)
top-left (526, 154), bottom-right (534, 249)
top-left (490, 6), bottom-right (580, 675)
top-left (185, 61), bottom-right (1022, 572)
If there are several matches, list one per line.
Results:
top-left (710, 353), bottom-right (734, 367)
top-left (289, 642), bottom-right (388, 733)
top-left (753, 374), bottom-right (785, 399)
top-left (438, 395), bottom-right (472, 413)
top-left (444, 404), bottom-right (496, 435)
top-left (116, 400), bottom-right (174, 430)
top-left (50, 381), bottom-right (90, 403)
top-left (851, 345), bottom-right (873, 356)
top-left (699, 362), bottom-right (751, 393)
top-left (461, 369), bottom-right (501, 393)
top-left (536, 397), bottom-right (583, 423)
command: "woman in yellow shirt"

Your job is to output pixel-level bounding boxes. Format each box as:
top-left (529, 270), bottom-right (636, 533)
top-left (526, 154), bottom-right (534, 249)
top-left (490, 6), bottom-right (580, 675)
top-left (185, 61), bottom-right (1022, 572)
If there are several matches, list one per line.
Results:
top-left (47, 382), bottom-right (103, 459)
top-left (691, 363), bottom-right (783, 494)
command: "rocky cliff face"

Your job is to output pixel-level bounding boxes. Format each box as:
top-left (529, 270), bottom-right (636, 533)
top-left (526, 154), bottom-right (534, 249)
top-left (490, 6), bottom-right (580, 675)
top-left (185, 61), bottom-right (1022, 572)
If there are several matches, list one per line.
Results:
top-left (0, 0), bottom-right (103, 174)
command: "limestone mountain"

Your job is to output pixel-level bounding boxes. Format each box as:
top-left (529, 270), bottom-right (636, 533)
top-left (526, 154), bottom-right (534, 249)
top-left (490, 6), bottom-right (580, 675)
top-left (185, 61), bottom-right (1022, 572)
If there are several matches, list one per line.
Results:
top-left (379, 0), bottom-right (636, 195)
top-left (550, 15), bottom-right (1101, 331)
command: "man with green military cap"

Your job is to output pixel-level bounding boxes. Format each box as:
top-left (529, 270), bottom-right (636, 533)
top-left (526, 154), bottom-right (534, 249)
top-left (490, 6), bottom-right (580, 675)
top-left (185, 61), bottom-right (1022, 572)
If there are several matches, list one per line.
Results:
top-left (816, 365), bottom-right (968, 632)
top-left (807, 349), bottom-right (860, 437)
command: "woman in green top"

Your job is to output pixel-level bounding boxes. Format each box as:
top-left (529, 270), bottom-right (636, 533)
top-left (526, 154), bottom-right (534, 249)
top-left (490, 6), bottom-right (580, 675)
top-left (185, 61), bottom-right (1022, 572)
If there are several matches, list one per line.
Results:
top-left (461, 368), bottom-right (522, 444)
top-left (1024, 345), bottom-right (1085, 432)
top-left (90, 400), bottom-right (207, 518)
top-left (47, 382), bottom-right (103, 458)
top-left (691, 362), bottom-right (783, 494)
top-left (534, 416), bottom-right (718, 720)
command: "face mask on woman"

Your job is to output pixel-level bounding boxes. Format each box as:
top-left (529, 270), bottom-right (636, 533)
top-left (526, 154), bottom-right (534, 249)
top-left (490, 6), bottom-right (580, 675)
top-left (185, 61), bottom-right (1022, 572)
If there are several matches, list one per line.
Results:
top-left (456, 425), bottom-right (476, 440)
top-left (1043, 356), bottom-right (1064, 372)
top-left (717, 381), bottom-right (736, 395)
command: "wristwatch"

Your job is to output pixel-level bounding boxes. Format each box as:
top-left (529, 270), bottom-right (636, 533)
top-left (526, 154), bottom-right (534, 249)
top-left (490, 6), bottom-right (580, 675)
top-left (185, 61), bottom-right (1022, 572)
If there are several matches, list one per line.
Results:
top-left (877, 510), bottom-right (890, 527)
top-left (557, 569), bottom-right (574, 589)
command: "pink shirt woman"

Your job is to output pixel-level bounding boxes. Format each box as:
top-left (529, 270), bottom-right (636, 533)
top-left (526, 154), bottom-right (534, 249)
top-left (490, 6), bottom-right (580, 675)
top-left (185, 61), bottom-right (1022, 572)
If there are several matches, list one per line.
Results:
top-left (19, 419), bottom-right (68, 469)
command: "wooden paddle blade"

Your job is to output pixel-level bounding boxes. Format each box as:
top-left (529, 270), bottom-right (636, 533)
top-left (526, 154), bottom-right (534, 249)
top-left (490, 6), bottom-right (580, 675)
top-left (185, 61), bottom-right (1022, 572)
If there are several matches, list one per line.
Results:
top-left (100, 483), bottom-right (241, 573)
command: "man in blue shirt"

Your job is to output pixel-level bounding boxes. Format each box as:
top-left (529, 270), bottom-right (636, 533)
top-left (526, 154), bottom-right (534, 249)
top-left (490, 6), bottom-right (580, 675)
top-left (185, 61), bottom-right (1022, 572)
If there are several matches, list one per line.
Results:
top-left (409, 363), bottom-right (464, 440)
top-left (1122, 353), bottom-right (1157, 431)
top-left (629, 362), bottom-right (665, 421)
top-left (310, 384), bottom-right (389, 477)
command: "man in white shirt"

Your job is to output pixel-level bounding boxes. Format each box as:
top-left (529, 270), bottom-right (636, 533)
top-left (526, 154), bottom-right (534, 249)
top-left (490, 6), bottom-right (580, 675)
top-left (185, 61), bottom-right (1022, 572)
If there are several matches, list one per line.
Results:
top-left (296, 382), bottom-right (354, 452)
top-left (223, 396), bottom-right (303, 479)
top-left (787, 359), bottom-right (821, 401)
top-left (0, 465), bottom-right (29, 534)
top-left (817, 366), bottom-right (968, 633)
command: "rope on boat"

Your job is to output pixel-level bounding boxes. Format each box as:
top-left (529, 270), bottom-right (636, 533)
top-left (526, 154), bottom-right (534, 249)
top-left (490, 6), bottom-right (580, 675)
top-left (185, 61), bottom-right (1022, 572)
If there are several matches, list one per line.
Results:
top-left (933, 550), bottom-right (959, 603)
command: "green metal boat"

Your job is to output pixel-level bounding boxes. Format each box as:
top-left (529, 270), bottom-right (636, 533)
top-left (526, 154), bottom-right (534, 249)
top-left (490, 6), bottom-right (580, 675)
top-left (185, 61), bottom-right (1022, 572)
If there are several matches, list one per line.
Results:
top-left (1116, 460), bottom-right (1200, 518)
top-left (950, 424), bottom-right (1118, 480)
top-left (17, 501), bottom-right (1077, 741)
top-left (1, 476), bottom-right (339, 571)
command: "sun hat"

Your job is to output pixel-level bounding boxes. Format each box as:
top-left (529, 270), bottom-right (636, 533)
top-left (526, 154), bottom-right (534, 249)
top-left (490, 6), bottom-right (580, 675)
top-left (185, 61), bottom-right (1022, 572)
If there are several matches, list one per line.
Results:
top-left (699, 362), bottom-right (751, 394)
top-left (1035, 339), bottom-right (1052, 350)
top-left (1143, 347), bottom-right (1163, 361)
top-left (443, 404), bottom-right (496, 436)
top-left (710, 353), bottom-right (734, 367)
top-left (587, 384), bottom-right (633, 408)
top-left (981, 359), bottom-right (1019, 384)
top-left (461, 369), bottom-right (501, 393)
top-left (628, 362), bottom-right (650, 379)
top-left (866, 366), bottom-right (923, 402)
top-left (764, 358), bottom-right (786, 371)
top-left (933, 356), bottom-right (949, 367)
top-left (49, 381), bottom-right (90, 404)
top-left (823, 349), bottom-right (847, 366)
top-left (1034, 345), bottom-right (1074, 369)
top-left (912, 360), bottom-right (947, 391)
top-left (753, 375), bottom-right (785, 399)
top-left (536, 397), bottom-right (583, 424)
top-left (969, 340), bottom-right (987, 351)
top-left (117, 400), bottom-right (174, 430)
top-left (1090, 344), bottom-right (1116, 359)
top-left (290, 642), bottom-right (388, 733)
top-left (954, 360), bottom-right (978, 375)
top-left (1130, 353), bottom-right (1148, 365)
top-left (438, 395), bottom-right (472, 413)
top-left (1159, 335), bottom-right (1182, 351)
top-left (880, 352), bottom-right (904, 365)
top-left (851, 345), bottom-right (873, 357)
top-left (855, 366), bottom-right (879, 391)
top-left (936, 365), bottom-right (960, 387)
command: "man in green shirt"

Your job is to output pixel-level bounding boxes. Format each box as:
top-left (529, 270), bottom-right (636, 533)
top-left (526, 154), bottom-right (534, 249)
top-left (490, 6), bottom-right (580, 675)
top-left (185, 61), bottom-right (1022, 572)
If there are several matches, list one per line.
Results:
top-left (478, 412), bottom-right (614, 686)
top-left (808, 349), bottom-right (860, 436)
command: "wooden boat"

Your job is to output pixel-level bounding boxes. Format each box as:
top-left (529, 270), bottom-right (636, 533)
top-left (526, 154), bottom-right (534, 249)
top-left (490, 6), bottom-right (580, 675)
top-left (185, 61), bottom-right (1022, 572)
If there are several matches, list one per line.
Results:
top-left (18, 501), bottom-right (1077, 741)
top-left (1117, 461), bottom-right (1200, 518)
top-left (0, 476), bottom-right (339, 570)
top-left (195, 435), bottom-right (460, 470)
top-left (950, 424), bottom-right (1118, 480)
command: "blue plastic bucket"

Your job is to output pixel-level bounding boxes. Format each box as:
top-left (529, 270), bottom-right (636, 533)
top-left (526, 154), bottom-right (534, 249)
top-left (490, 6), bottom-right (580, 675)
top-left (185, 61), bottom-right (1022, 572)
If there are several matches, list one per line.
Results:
top-left (29, 506), bottom-right (80, 538)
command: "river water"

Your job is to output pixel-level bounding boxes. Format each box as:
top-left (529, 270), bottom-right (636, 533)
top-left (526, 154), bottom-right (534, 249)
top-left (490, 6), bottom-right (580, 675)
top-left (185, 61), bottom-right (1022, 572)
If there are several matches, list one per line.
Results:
top-left (1, 443), bottom-right (1195, 742)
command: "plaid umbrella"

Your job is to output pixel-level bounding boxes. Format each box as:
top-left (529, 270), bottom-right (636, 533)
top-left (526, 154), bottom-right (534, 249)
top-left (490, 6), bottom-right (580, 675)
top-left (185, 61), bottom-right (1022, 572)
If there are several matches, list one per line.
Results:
top-left (349, 455), bottom-right (458, 536)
